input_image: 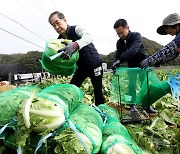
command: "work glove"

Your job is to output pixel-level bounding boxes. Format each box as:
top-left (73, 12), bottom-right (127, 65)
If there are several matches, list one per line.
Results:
top-left (60, 42), bottom-right (79, 59)
top-left (111, 60), bottom-right (121, 74)
top-left (57, 42), bottom-right (68, 53)
top-left (154, 62), bottom-right (160, 68)
top-left (111, 60), bottom-right (121, 71)
top-left (140, 58), bottom-right (149, 70)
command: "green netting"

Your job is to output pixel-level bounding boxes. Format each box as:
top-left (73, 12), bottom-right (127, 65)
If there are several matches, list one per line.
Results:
top-left (0, 86), bottom-right (41, 126)
top-left (102, 122), bottom-right (131, 141)
top-left (98, 104), bottom-right (120, 123)
top-left (36, 84), bottom-right (84, 117)
top-left (110, 67), bottom-right (171, 107)
top-left (41, 39), bottom-right (79, 76)
top-left (135, 73), bottom-right (171, 107)
top-left (41, 52), bottom-right (77, 76)
top-left (1, 84), bottom-right (83, 153)
top-left (101, 118), bottom-right (142, 153)
top-left (102, 134), bottom-right (143, 154)
top-left (55, 104), bottom-right (103, 154)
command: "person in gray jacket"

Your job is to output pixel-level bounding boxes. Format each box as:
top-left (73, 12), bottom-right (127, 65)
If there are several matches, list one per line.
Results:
top-left (140, 13), bottom-right (180, 69)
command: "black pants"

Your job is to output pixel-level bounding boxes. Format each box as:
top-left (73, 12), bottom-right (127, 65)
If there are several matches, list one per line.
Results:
top-left (70, 63), bottom-right (104, 106)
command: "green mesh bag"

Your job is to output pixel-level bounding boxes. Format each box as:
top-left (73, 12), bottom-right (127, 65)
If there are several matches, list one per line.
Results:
top-left (14, 84), bottom-right (84, 152)
top-left (54, 104), bottom-right (103, 154)
top-left (0, 86), bottom-right (41, 126)
top-left (41, 39), bottom-right (79, 76)
top-left (135, 70), bottom-right (171, 107)
top-left (98, 104), bottom-right (120, 123)
top-left (0, 84), bottom-right (84, 153)
top-left (100, 106), bottom-right (143, 154)
top-left (110, 67), bottom-right (170, 107)
top-left (0, 86), bottom-right (41, 152)
top-left (101, 134), bottom-right (143, 154)
top-left (36, 84), bottom-right (84, 117)
top-left (41, 52), bottom-right (77, 76)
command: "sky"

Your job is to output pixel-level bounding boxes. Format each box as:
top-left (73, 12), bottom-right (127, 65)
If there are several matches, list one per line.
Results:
top-left (0, 0), bottom-right (179, 55)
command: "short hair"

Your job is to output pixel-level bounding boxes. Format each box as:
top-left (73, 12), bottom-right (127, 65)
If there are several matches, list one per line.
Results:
top-left (48, 11), bottom-right (65, 23)
top-left (114, 19), bottom-right (128, 29)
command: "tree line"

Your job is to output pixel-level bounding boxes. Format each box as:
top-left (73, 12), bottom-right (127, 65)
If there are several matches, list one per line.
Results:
top-left (0, 51), bottom-right (42, 72)
top-left (0, 37), bottom-right (179, 72)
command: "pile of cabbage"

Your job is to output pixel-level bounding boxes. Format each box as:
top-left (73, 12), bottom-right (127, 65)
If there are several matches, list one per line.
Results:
top-left (0, 85), bottom-right (142, 154)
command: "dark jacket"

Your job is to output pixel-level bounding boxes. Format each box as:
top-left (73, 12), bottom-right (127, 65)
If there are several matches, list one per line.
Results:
top-left (115, 31), bottom-right (148, 67)
top-left (58, 25), bottom-right (102, 70)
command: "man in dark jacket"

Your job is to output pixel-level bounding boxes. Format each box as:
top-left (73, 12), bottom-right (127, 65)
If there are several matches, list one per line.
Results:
top-left (112, 18), bottom-right (156, 113)
top-left (48, 11), bottom-right (104, 106)
top-left (113, 19), bottom-right (147, 68)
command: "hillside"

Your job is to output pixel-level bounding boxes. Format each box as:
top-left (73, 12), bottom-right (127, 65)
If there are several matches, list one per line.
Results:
top-left (0, 51), bottom-right (42, 72)
top-left (0, 37), bottom-right (179, 72)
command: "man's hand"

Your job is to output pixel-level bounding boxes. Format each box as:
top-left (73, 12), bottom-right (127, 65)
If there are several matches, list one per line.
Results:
top-left (60, 42), bottom-right (79, 59)
top-left (111, 60), bottom-right (121, 71)
top-left (140, 58), bottom-right (149, 70)
top-left (154, 62), bottom-right (160, 68)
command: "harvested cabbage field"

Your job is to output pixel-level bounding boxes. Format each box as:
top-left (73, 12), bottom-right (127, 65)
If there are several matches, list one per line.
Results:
top-left (0, 68), bottom-right (180, 154)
